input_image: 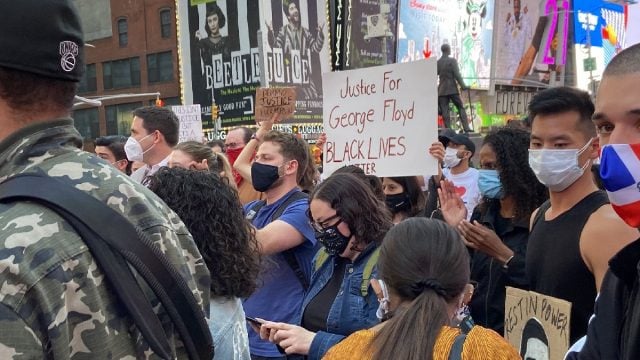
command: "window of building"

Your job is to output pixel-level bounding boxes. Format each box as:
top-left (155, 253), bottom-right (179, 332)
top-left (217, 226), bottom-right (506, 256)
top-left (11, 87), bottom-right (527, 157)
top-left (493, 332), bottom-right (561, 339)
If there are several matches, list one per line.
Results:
top-left (73, 108), bottom-right (100, 140)
top-left (105, 102), bottom-right (143, 135)
top-left (160, 9), bottom-right (171, 38)
top-left (103, 57), bottom-right (140, 90)
top-left (78, 64), bottom-right (97, 93)
top-left (117, 18), bottom-right (128, 47)
top-left (147, 51), bottom-right (173, 83)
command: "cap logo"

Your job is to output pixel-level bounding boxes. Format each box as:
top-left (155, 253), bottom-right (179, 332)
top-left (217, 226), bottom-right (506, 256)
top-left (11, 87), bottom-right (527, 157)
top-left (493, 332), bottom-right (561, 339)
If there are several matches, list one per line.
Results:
top-left (59, 41), bottom-right (79, 72)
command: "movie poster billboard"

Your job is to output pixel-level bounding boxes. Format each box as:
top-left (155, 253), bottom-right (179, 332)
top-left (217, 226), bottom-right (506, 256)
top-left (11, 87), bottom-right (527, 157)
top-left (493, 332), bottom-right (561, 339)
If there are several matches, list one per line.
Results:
top-left (177, 0), bottom-right (261, 128)
top-left (342, 0), bottom-right (398, 70)
top-left (260, 0), bottom-right (331, 124)
top-left (494, 0), bottom-right (570, 86)
top-left (396, 0), bottom-right (494, 89)
top-left (572, 0), bottom-right (625, 91)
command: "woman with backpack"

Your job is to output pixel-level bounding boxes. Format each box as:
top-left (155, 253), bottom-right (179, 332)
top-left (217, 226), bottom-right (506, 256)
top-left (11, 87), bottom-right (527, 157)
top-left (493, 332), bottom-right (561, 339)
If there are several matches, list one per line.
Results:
top-left (253, 173), bottom-right (393, 359)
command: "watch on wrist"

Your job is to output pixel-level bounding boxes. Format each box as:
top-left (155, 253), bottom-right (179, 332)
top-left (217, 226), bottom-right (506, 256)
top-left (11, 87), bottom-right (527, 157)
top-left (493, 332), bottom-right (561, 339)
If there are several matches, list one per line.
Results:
top-left (251, 133), bottom-right (259, 141)
top-left (502, 255), bottom-right (515, 269)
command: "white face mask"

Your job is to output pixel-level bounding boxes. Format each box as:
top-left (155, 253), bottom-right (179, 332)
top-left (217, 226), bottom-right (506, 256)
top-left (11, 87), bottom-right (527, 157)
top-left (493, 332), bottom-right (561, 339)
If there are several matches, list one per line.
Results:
top-left (375, 280), bottom-right (390, 320)
top-left (443, 147), bottom-right (462, 168)
top-left (124, 133), bottom-right (154, 162)
top-left (528, 139), bottom-right (593, 192)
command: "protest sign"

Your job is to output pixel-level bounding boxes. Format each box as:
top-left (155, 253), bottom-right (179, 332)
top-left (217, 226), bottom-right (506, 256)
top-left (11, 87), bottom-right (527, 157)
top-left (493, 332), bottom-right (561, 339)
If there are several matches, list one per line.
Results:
top-left (255, 87), bottom-right (296, 122)
top-left (172, 105), bottom-right (204, 143)
top-left (505, 287), bottom-right (572, 360)
top-left (321, 60), bottom-right (438, 177)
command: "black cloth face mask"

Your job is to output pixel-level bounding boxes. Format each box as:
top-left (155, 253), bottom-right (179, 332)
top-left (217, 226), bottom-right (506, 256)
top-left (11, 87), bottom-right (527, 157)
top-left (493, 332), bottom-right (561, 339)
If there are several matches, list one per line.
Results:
top-left (315, 219), bottom-right (351, 256)
top-left (385, 193), bottom-right (411, 214)
top-left (251, 162), bottom-right (280, 192)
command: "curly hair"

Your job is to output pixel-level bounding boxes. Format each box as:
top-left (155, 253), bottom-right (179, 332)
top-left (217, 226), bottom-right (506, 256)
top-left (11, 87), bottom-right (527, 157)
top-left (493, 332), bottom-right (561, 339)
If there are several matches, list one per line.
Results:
top-left (481, 127), bottom-right (548, 221)
top-left (147, 167), bottom-right (261, 298)
top-left (310, 173), bottom-right (393, 247)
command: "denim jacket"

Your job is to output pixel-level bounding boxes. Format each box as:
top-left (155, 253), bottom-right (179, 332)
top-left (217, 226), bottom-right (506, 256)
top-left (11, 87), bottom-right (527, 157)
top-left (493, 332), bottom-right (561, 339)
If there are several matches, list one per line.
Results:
top-left (294, 243), bottom-right (381, 360)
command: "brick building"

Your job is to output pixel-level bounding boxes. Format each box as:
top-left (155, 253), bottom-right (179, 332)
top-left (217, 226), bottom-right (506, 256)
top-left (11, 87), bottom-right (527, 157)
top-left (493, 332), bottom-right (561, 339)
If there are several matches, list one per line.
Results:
top-left (73, 0), bottom-right (181, 141)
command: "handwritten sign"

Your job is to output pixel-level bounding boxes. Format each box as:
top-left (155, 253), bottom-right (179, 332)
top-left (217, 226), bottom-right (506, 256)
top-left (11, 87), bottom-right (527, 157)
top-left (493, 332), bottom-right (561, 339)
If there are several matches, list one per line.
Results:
top-left (505, 287), bottom-right (572, 360)
top-left (321, 60), bottom-right (438, 176)
top-left (255, 87), bottom-right (297, 123)
top-left (172, 104), bottom-right (203, 143)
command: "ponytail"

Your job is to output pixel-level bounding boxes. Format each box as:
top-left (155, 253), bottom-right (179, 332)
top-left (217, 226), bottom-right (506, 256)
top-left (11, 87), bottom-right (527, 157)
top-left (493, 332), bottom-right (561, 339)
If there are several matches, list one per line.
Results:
top-left (371, 285), bottom-right (451, 360)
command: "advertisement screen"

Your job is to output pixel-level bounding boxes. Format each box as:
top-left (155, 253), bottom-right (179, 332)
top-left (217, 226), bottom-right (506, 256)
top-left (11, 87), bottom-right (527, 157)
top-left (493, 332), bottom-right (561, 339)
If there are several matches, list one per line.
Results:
top-left (396, 0), bottom-right (495, 89)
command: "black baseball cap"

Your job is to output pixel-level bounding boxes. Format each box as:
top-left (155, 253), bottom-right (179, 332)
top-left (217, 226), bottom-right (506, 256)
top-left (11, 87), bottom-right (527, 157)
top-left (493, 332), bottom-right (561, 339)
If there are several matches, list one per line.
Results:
top-left (449, 134), bottom-right (476, 156)
top-left (438, 128), bottom-right (457, 147)
top-left (0, 0), bottom-right (85, 82)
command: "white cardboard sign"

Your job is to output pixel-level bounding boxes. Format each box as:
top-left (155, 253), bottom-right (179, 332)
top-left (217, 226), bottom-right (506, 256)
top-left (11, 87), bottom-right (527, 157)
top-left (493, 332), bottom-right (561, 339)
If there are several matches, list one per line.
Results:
top-left (321, 60), bottom-right (438, 176)
top-left (173, 104), bottom-right (204, 143)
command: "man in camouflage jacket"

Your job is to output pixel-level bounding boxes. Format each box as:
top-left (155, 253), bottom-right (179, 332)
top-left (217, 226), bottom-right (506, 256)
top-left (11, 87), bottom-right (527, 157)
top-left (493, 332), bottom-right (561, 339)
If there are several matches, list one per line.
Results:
top-left (0, 1), bottom-right (211, 359)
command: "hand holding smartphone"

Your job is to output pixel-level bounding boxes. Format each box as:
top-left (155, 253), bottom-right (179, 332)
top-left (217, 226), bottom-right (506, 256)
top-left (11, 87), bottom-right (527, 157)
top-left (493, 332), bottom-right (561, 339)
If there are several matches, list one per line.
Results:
top-left (245, 316), bottom-right (262, 327)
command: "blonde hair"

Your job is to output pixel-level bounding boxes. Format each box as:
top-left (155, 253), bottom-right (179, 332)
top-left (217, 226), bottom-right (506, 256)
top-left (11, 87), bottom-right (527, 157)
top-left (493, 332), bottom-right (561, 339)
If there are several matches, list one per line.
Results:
top-left (174, 141), bottom-right (236, 188)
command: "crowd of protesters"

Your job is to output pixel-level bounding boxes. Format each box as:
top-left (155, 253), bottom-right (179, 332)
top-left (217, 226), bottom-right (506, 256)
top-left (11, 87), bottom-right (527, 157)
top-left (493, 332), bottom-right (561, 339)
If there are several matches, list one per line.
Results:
top-left (1, 2), bottom-right (640, 359)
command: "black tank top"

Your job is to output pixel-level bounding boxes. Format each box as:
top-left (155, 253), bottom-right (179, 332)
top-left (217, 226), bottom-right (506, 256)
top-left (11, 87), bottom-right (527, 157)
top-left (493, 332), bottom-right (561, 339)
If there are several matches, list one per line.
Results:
top-left (526, 190), bottom-right (609, 344)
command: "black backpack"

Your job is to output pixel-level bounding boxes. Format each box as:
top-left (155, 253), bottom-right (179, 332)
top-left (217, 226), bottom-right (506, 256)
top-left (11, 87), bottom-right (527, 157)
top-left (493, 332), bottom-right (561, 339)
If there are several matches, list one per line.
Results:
top-left (0, 172), bottom-right (213, 360)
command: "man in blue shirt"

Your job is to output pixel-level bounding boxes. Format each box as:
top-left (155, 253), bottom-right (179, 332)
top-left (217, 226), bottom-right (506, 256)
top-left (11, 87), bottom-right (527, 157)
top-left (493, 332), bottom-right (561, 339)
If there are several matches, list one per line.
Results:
top-left (241, 123), bottom-right (316, 360)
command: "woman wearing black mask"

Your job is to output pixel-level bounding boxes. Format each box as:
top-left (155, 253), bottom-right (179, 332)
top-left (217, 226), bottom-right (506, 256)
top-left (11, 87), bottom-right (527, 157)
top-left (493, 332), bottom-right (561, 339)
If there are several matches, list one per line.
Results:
top-left (382, 176), bottom-right (426, 224)
top-left (255, 173), bottom-right (393, 359)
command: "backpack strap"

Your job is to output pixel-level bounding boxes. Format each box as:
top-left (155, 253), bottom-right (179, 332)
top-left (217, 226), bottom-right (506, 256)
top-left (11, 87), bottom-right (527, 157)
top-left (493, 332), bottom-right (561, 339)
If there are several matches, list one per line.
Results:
top-left (0, 173), bottom-right (213, 360)
top-left (360, 247), bottom-right (380, 297)
top-left (448, 332), bottom-right (467, 360)
top-left (314, 248), bottom-right (330, 272)
top-left (247, 190), bottom-right (311, 290)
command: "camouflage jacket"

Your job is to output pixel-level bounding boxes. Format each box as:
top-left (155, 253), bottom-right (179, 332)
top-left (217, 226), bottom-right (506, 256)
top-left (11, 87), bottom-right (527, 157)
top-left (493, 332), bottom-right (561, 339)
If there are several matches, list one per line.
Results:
top-left (0, 119), bottom-right (211, 359)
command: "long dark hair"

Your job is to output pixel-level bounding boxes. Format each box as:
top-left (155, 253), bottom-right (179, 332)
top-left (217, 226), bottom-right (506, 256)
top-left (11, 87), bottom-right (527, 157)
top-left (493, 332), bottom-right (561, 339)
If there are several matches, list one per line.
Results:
top-left (384, 176), bottom-right (426, 217)
top-left (147, 167), bottom-right (260, 298)
top-left (310, 173), bottom-right (392, 247)
top-left (481, 127), bottom-right (548, 221)
top-left (372, 218), bottom-right (470, 360)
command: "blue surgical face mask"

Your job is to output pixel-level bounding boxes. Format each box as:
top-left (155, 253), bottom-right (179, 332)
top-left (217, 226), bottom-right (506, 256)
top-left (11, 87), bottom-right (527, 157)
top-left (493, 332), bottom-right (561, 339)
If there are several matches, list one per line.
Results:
top-left (478, 169), bottom-right (503, 199)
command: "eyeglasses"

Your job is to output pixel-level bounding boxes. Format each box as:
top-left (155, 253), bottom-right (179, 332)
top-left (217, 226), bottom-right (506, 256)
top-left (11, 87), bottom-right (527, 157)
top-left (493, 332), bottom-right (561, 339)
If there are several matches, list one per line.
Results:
top-left (309, 213), bottom-right (341, 232)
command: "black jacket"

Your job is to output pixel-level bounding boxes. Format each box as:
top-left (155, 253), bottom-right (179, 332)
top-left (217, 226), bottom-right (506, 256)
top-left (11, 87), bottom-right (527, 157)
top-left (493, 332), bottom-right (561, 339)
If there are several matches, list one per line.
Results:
top-left (468, 200), bottom-right (529, 335)
top-left (565, 238), bottom-right (640, 360)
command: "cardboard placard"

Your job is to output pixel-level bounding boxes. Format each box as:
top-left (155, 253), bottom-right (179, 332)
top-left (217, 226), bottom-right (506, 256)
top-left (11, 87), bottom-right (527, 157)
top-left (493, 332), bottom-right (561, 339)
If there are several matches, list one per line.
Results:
top-left (255, 87), bottom-right (296, 122)
top-left (321, 60), bottom-right (438, 177)
top-left (505, 287), bottom-right (572, 360)
top-left (173, 104), bottom-right (204, 143)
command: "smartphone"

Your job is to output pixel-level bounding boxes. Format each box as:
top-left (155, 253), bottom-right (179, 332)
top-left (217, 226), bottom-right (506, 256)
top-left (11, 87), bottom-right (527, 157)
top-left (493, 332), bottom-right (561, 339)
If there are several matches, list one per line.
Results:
top-left (245, 316), bottom-right (262, 327)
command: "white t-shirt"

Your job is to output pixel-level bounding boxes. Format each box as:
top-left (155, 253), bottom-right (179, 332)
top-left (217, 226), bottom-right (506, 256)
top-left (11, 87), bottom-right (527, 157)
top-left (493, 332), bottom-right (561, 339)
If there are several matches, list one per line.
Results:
top-left (443, 167), bottom-right (481, 220)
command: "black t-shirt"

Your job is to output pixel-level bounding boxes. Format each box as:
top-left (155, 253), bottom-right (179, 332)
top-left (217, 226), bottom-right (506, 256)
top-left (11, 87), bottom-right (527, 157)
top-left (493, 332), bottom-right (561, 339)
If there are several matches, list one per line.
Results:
top-left (302, 257), bottom-right (347, 333)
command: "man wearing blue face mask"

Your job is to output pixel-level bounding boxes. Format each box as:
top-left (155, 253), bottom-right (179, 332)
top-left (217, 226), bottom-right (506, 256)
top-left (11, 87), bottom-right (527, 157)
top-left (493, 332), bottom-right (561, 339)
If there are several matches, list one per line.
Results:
top-left (526, 87), bottom-right (638, 345)
top-left (564, 42), bottom-right (640, 360)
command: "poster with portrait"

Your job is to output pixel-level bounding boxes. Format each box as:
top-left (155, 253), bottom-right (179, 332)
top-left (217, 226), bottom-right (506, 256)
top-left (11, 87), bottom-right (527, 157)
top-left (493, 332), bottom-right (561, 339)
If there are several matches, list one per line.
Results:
top-left (260, 0), bottom-right (331, 124)
top-left (342, 0), bottom-right (398, 70)
top-left (177, 0), bottom-right (261, 128)
top-left (505, 287), bottom-right (572, 360)
top-left (493, 0), bottom-right (569, 86)
top-left (396, 0), bottom-right (494, 89)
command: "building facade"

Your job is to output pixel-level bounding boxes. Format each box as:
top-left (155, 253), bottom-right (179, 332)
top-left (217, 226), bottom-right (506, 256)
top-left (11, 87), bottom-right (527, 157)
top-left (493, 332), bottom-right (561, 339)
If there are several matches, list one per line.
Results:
top-left (73, 0), bottom-right (181, 141)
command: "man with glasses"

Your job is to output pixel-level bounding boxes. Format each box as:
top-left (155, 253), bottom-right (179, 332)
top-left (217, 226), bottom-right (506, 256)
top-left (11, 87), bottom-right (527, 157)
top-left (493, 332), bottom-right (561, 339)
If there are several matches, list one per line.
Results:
top-left (242, 121), bottom-right (316, 360)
